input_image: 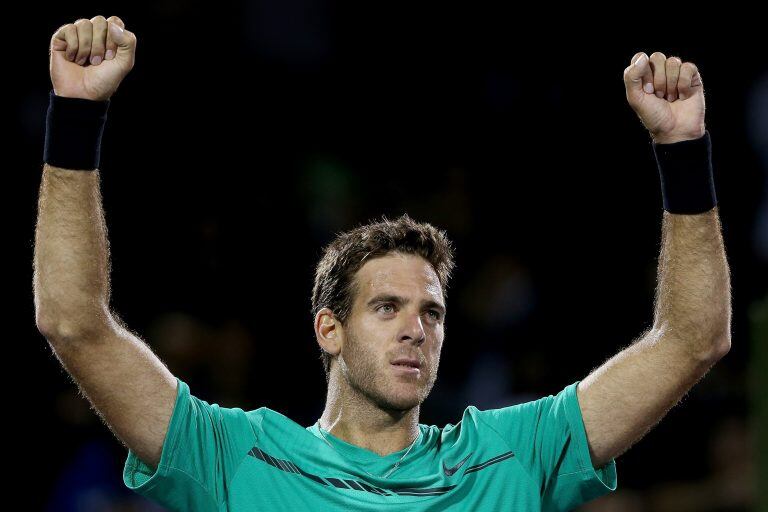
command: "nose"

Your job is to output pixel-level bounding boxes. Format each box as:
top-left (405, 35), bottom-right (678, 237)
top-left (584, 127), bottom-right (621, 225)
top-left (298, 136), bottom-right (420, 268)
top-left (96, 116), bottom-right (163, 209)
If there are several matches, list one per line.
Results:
top-left (400, 312), bottom-right (426, 346)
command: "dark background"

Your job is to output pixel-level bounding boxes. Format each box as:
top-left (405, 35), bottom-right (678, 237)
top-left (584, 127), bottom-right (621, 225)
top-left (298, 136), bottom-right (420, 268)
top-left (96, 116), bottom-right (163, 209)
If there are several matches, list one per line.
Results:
top-left (13, 3), bottom-right (767, 510)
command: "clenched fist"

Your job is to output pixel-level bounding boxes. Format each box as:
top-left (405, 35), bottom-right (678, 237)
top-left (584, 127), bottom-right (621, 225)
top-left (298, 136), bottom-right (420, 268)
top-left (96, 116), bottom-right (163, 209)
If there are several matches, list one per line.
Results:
top-left (49, 16), bottom-right (136, 101)
top-left (624, 52), bottom-right (705, 145)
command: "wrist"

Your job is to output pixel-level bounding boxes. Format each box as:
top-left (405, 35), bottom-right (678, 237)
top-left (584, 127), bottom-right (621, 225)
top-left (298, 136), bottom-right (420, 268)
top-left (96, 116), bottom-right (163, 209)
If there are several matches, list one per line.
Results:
top-left (652, 130), bottom-right (717, 214)
top-left (43, 90), bottom-right (111, 171)
top-left (53, 87), bottom-right (111, 102)
top-left (652, 127), bottom-right (707, 145)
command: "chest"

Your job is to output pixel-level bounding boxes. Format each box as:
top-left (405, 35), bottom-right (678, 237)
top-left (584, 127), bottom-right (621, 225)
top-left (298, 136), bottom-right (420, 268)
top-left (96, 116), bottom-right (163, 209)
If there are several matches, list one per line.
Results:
top-left (226, 444), bottom-right (542, 511)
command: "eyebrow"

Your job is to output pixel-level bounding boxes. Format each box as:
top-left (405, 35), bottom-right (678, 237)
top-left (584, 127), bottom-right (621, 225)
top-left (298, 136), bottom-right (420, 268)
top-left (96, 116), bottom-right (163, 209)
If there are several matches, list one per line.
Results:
top-left (366, 294), bottom-right (446, 315)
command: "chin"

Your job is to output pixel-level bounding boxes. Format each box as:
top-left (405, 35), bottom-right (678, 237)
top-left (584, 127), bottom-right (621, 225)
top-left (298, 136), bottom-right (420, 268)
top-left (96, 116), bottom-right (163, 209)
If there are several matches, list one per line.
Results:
top-left (383, 379), bottom-right (434, 411)
top-left (395, 386), bottom-right (425, 405)
top-left (379, 392), bottom-right (422, 412)
top-left (348, 364), bottom-right (436, 412)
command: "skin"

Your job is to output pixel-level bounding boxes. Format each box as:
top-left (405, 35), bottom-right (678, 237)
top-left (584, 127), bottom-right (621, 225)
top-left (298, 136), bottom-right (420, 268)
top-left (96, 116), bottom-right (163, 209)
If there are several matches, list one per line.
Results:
top-left (576, 52), bottom-right (731, 467)
top-left (36, 16), bottom-right (175, 471)
top-left (49, 15), bottom-right (135, 101)
top-left (315, 252), bottom-right (446, 456)
top-left (35, 18), bottom-right (731, 484)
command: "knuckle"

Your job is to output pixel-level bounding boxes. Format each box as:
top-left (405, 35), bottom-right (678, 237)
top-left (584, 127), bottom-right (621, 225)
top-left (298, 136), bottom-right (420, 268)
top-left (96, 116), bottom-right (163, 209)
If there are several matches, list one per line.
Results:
top-left (650, 51), bottom-right (667, 60)
top-left (91, 15), bottom-right (107, 23)
top-left (74, 18), bottom-right (89, 25)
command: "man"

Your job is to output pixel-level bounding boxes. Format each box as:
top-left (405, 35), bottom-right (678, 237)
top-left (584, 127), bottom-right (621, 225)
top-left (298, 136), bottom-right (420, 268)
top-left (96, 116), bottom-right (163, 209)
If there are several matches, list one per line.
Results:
top-left (34, 15), bottom-right (732, 511)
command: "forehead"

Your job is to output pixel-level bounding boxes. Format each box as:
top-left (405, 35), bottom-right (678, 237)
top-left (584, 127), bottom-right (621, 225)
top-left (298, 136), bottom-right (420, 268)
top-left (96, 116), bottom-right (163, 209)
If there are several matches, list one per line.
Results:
top-left (354, 252), bottom-right (443, 302)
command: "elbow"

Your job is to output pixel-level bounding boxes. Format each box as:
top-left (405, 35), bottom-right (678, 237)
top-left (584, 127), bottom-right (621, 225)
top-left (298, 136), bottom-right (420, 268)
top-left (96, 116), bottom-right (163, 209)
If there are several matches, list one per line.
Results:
top-left (711, 333), bottom-right (731, 361)
top-left (37, 318), bottom-right (105, 344)
top-left (707, 314), bottom-right (732, 362)
top-left (697, 329), bottom-right (731, 365)
top-left (655, 318), bottom-right (732, 365)
top-left (35, 305), bottom-right (113, 344)
top-left (35, 309), bottom-right (67, 341)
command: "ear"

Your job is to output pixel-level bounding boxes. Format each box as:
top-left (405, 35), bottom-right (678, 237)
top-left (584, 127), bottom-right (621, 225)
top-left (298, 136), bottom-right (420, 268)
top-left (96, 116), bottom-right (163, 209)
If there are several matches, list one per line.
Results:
top-left (315, 308), bottom-right (342, 357)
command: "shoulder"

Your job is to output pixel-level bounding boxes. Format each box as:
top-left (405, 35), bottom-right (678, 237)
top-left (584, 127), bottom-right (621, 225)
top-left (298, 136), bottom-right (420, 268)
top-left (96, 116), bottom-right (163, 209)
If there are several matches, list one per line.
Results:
top-left (470, 383), bottom-right (580, 428)
top-left (432, 383), bottom-right (581, 449)
top-left (418, 401), bottom-right (536, 449)
top-left (242, 406), bottom-right (315, 441)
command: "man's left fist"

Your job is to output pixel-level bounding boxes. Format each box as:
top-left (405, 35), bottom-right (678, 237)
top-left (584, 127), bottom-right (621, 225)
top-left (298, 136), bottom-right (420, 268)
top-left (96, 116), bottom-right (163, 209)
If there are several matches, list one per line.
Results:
top-left (623, 52), bottom-right (705, 144)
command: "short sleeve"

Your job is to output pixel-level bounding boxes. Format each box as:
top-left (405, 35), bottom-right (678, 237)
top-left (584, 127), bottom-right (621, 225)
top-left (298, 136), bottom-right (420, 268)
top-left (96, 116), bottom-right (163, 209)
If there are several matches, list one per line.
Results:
top-left (122, 377), bottom-right (257, 511)
top-left (473, 381), bottom-right (617, 511)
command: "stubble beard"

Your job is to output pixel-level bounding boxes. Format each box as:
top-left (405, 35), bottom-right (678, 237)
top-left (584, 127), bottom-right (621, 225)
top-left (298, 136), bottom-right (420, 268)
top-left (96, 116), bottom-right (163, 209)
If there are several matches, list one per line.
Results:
top-left (339, 325), bottom-right (440, 413)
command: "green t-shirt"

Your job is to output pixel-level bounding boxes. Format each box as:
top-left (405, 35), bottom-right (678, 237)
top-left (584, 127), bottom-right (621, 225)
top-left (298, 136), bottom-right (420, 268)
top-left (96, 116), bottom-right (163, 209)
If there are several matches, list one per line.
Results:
top-left (123, 378), bottom-right (617, 511)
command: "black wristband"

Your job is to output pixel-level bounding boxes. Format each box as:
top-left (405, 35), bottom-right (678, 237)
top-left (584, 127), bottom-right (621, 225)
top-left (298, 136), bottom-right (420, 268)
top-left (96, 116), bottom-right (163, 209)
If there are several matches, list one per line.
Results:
top-left (43, 90), bottom-right (110, 171)
top-left (652, 130), bottom-right (717, 214)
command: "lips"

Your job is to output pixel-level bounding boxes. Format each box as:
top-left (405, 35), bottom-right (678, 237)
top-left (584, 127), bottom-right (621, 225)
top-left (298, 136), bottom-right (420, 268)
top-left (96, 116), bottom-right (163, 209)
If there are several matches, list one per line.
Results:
top-left (391, 357), bottom-right (421, 369)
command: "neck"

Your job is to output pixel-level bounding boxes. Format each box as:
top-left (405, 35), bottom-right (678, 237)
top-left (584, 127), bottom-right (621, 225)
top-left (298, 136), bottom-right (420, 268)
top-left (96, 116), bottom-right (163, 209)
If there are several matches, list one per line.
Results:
top-left (319, 372), bottom-right (420, 457)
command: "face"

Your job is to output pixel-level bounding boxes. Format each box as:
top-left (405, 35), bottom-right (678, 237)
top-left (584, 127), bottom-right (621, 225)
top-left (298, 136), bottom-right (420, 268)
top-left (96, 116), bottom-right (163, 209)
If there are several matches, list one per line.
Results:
top-left (337, 252), bottom-right (446, 412)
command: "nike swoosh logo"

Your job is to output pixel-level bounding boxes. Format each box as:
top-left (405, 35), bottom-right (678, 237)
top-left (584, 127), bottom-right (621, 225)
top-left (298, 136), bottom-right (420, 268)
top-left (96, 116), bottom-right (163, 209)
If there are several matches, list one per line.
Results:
top-left (442, 452), bottom-right (473, 477)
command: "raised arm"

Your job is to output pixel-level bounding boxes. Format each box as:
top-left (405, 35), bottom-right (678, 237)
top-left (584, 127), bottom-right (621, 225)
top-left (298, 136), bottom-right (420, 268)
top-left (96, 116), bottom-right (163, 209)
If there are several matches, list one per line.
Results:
top-left (576, 52), bottom-right (732, 468)
top-left (34, 16), bottom-right (176, 470)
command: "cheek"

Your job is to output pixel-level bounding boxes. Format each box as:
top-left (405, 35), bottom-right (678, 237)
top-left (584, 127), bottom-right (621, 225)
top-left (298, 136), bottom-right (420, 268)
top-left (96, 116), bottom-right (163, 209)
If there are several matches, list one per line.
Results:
top-left (357, 317), bottom-right (399, 348)
top-left (347, 324), bottom-right (384, 363)
top-left (361, 313), bottom-right (397, 333)
top-left (430, 343), bottom-right (442, 362)
top-left (430, 326), bottom-right (444, 348)
top-left (425, 336), bottom-right (442, 363)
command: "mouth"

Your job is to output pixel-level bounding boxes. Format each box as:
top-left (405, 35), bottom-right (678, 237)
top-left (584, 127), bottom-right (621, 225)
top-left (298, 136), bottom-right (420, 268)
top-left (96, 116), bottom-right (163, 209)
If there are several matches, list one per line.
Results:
top-left (390, 358), bottom-right (422, 376)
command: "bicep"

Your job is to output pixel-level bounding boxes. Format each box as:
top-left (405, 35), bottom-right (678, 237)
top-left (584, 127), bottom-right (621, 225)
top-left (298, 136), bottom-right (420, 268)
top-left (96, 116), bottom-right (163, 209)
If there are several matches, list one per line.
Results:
top-left (577, 327), bottom-right (717, 467)
top-left (47, 316), bottom-right (177, 470)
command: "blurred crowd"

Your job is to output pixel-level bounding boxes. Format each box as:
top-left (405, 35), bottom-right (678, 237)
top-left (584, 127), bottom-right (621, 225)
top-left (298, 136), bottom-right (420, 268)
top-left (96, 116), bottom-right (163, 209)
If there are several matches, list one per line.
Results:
top-left (16, 3), bottom-right (766, 511)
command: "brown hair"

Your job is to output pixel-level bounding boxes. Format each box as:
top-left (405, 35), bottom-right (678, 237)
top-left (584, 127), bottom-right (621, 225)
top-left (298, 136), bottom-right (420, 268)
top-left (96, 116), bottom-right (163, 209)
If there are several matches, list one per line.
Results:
top-left (311, 213), bottom-right (456, 382)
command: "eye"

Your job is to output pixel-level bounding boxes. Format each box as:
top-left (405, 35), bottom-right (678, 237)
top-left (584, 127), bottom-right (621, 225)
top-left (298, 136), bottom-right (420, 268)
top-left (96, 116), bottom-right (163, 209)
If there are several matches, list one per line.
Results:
top-left (377, 303), bottom-right (396, 314)
top-left (426, 309), bottom-right (442, 321)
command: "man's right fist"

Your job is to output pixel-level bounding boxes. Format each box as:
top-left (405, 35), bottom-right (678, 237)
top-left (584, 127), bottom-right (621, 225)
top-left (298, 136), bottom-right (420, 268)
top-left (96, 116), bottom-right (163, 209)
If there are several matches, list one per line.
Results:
top-left (50, 16), bottom-right (136, 101)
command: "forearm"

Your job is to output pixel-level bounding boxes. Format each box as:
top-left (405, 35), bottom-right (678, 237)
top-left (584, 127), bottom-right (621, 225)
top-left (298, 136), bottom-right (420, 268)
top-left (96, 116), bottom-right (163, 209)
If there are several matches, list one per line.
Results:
top-left (34, 164), bottom-right (113, 339)
top-left (652, 206), bottom-right (732, 360)
top-left (579, 207), bottom-right (732, 466)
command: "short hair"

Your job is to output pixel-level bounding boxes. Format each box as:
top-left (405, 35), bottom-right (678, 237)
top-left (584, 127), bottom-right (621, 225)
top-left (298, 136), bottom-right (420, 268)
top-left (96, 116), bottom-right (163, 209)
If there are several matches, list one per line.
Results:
top-left (311, 213), bottom-right (456, 382)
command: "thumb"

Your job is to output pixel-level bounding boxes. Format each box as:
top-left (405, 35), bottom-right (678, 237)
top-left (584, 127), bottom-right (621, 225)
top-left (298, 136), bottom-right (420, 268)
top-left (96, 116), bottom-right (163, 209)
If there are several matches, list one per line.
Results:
top-left (623, 53), bottom-right (652, 97)
top-left (51, 38), bottom-right (67, 52)
top-left (108, 22), bottom-right (136, 61)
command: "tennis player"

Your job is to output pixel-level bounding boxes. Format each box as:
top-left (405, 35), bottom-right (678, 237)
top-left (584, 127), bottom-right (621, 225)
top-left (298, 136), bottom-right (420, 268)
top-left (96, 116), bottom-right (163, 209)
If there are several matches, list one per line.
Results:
top-left (34, 15), bottom-right (732, 511)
